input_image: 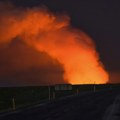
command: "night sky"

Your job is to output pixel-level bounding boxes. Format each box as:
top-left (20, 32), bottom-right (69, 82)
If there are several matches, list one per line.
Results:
top-left (0, 0), bottom-right (120, 86)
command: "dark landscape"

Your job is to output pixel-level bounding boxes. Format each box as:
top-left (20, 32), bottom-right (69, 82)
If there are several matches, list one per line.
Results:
top-left (0, 84), bottom-right (120, 120)
top-left (0, 0), bottom-right (120, 120)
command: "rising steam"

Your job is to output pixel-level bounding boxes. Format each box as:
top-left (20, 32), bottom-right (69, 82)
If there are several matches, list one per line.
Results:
top-left (0, 2), bottom-right (109, 84)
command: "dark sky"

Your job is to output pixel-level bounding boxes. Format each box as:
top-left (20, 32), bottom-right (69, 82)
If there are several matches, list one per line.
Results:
top-left (0, 0), bottom-right (120, 85)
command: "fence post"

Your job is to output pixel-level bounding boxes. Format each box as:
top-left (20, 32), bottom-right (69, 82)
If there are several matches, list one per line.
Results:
top-left (94, 81), bottom-right (96, 92)
top-left (53, 91), bottom-right (55, 99)
top-left (77, 88), bottom-right (79, 95)
top-left (12, 98), bottom-right (15, 110)
top-left (48, 86), bottom-right (51, 100)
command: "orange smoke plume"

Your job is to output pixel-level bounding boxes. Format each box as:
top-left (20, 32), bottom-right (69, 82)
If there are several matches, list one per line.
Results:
top-left (0, 2), bottom-right (109, 84)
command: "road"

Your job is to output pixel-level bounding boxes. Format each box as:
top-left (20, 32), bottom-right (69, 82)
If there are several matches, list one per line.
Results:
top-left (0, 88), bottom-right (120, 120)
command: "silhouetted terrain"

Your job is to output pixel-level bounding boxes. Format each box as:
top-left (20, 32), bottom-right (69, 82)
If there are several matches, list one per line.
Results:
top-left (0, 84), bottom-right (119, 111)
top-left (0, 86), bottom-right (120, 120)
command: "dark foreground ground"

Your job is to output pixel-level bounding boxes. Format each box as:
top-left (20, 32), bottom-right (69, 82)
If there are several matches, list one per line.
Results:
top-left (0, 88), bottom-right (120, 120)
top-left (0, 84), bottom-right (119, 111)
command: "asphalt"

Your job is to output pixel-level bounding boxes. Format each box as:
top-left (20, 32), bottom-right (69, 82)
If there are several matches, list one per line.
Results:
top-left (0, 89), bottom-right (120, 120)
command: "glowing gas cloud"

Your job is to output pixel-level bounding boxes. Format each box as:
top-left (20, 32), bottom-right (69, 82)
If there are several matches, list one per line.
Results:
top-left (0, 2), bottom-right (109, 84)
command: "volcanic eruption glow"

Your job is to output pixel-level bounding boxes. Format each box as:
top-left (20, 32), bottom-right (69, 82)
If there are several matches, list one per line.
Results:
top-left (0, 2), bottom-right (109, 84)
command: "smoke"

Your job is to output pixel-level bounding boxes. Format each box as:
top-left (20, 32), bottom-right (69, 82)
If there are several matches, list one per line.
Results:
top-left (109, 72), bottom-right (120, 83)
top-left (0, 2), bottom-right (109, 84)
top-left (0, 39), bottom-right (65, 86)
